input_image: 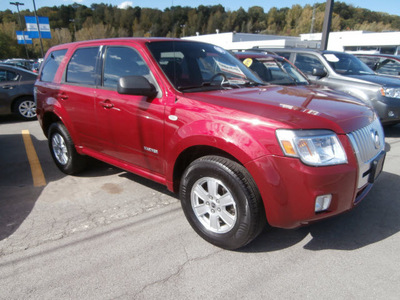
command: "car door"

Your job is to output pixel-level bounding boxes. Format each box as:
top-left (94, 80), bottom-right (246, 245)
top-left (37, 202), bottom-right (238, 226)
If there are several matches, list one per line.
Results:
top-left (61, 46), bottom-right (102, 151)
top-left (95, 45), bottom-right (165, 175)
top-left (0, 67), bottom-right (20, 114)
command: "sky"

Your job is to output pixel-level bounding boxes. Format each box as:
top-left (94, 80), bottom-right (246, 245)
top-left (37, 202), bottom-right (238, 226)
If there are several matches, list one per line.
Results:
top-left (3, 0), bottom-right (400, 16)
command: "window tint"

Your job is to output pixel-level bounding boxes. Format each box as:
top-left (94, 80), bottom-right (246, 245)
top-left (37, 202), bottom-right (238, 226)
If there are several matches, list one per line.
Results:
top-left (40, 49), bottom-right (67, 82)
top-left (103, 46), bottom-right (150, 89)
top-left (0, 69), bottom-right (19, 82)
top-left (66, 47), bottom-right (99, 85)
top-left (294, 53), bottom-right (324, 75)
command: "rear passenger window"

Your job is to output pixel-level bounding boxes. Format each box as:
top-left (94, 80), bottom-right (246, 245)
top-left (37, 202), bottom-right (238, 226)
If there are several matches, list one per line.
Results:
top-left (0, 69), bottom-right (19, 81)
top-left (103, 46), bottom-right (150, 89)
top-left (66, 47), bottom-right (99, 86)
top-left (40, 49), bottom-right (67, 82)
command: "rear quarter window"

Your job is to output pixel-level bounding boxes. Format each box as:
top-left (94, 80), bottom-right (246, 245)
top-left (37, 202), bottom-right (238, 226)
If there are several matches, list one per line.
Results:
top-left (40, 49), bottom-right (67, 82)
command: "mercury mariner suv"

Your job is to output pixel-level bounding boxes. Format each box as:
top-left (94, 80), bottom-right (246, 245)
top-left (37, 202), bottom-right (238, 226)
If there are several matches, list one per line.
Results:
top-left (35, 38), bottom-right (386, 249)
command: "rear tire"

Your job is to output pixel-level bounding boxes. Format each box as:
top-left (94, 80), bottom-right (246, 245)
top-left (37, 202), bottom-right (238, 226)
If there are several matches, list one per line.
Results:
top-left (48, 122), bottom-right (86, 174)
top-left (180, 155), bottom-right (266, 250)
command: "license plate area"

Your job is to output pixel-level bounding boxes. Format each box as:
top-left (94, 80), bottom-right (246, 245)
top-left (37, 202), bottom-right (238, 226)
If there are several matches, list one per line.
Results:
top-left (368, 151), bottom-right (386, 183)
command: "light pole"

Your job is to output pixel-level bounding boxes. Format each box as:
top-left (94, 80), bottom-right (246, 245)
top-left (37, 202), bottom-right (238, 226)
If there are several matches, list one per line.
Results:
top-left (69, 19), bottom-right (76, 41)
top-left (10, 1), bottom-right (30, 59)
top-left (320, 0), bottom-right (334, 50)
top-left (32, 0), bottom-right (44, 57)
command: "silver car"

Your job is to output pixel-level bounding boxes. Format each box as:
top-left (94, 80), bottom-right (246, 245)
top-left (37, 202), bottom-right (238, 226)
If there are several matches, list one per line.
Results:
top-left (270, 48), bottom-right (400, 126)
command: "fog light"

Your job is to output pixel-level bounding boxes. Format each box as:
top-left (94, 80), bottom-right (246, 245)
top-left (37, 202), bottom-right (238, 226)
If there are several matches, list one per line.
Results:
top-left (315, 194), bottom-right (332, 212)
top-left (388, 111), bottom-right (395, 118)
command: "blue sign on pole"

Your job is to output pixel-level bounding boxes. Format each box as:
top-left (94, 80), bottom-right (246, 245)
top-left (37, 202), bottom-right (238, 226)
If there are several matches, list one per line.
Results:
top-left (25, 16), bottom-right (52, 39)
top-left (16, 31), bottom-right (33, 44)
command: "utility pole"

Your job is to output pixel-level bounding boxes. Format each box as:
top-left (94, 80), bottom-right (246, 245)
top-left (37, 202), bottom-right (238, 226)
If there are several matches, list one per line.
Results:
top-left (320, 0), bottom-right (334, 50)
top-left (10, 1), bottom-right (30, 59)
top-left (32, 0), bottom-right (44, 57)
top-left (310, 4), bottom-right (316, 33)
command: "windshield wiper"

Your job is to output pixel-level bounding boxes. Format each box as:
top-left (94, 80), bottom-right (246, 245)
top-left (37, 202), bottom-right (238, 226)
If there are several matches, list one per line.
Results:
top-left (242, 80), bottom-right (264, 87)
top-left (178, 78), bottom-right (263, 91)
top-left (178, 82), bottom-right (224, 91)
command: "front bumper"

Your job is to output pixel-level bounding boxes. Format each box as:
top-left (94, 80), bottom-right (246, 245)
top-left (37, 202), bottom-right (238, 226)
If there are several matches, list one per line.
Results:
top-left (374, 96), bottom-right (400, 124)
top-left (245, 119), bottom-right (385, 229)
top-left (246, 152), bottom-right (361, 229)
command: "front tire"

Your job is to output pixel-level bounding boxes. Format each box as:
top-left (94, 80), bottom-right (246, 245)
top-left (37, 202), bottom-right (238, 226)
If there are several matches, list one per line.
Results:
top-left (48, 122), bottom-right (86, 174)
top-left (180, 156), bottom-right (266, 250)
top-left (13, 97), bottom-right (36, 120)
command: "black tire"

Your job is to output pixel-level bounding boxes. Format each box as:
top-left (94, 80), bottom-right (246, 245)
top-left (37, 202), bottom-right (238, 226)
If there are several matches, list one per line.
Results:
top-left (13, 97), bottom-right (36, 120)
top-left (48, 122), bottom-right (87, 174)
top-left (180, 155), bottom-right (266, 250)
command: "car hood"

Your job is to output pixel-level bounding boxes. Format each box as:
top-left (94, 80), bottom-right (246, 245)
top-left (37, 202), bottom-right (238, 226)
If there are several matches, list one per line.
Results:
top-left (346, 74), bottom-right (400, 87)
top-left (184, 85), bottom-right (376, 134)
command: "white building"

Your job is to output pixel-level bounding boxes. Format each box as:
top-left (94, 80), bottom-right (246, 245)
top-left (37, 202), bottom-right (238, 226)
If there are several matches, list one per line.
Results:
top-left (301, 31), bottom-right (400, 54)
top-left (183, 32), bottom-right (304, 50)
top-left (183, 31), bottom-right (400, 55)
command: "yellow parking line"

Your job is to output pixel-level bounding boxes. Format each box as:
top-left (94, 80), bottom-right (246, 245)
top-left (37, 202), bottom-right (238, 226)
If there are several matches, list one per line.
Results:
top-left (22, 130), bottom-right (46, 187)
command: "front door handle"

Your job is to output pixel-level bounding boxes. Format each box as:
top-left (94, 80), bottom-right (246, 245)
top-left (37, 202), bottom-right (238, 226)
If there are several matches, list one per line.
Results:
top-left (100, 100), bottom-right (114, 109)
top-left (57, 93), bottom-right (68, 100)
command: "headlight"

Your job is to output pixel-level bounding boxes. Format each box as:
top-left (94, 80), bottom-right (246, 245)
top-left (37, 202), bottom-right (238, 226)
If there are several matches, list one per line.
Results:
top-left (381, 87), bottom-right (400, 99)
top-left (276, 129), bottom-right (347, 166)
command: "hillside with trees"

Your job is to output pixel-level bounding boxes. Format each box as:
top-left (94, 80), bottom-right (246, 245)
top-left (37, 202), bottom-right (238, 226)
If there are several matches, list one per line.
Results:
top-left (1, 1), bottom-right (399, 59)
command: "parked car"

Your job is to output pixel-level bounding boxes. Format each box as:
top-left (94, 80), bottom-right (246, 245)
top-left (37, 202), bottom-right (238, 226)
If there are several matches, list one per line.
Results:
top-left (234, 52), bottom-right (309, 85)
top-left (354, 53), bottom-right (400, 78)
top-left (269, 48), bottom-right (400, 126)
top-left (35, 38), bottom-right (385, 249)
top-left (2, 58), bottom-right (35, 71)
top-left (0, 63), bottom-right (37, 120)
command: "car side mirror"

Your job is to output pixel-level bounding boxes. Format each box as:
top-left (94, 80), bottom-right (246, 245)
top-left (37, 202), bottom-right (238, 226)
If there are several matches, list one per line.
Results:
top-left (118, 75), bottom-right (157, 98)
top-left (312, 68), bottom-right (327, 78)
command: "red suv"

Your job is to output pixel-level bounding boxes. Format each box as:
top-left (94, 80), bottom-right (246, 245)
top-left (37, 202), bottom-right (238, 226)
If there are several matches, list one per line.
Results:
top-left (35, 38), bottom-right (386, 249)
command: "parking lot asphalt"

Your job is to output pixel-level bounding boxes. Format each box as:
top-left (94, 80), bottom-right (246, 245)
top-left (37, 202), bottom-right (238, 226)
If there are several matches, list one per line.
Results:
top-left (1, 116), bottom-right (400, 299)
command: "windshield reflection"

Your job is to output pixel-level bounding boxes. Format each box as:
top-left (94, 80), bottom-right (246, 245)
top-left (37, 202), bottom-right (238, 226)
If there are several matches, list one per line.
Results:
top-left (147, 41), bottom-right (264, 92)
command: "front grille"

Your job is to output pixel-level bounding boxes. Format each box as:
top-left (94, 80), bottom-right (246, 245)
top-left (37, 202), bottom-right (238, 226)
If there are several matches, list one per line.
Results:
top-left (347, 118), bottom-right (385, 189)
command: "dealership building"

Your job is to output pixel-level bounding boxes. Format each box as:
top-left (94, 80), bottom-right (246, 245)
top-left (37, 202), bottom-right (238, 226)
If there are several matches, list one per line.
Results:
top-left (183, 30), bottom-right (400, 55)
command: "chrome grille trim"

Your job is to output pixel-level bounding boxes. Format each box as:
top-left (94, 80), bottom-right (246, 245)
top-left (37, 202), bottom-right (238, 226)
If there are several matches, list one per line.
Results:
top-left (347, 118), bottom-right (385, 189)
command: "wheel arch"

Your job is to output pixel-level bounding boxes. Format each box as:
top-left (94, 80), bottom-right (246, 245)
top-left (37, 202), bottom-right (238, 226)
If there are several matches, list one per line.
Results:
top-left (41, 111), bottom-right (62, 138)
top-left (171, 145), bottom-right (240, 193)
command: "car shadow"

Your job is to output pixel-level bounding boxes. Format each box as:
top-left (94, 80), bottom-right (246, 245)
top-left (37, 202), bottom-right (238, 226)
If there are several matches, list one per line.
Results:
top-left (384, 123), bottom-right (400, 138)
top-left (0, 132), bottom-right (58, 241)
top-left (241, 170), bottom-right (400, 252)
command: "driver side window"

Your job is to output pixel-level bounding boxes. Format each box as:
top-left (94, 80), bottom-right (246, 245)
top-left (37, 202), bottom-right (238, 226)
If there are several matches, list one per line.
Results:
top-left (103, 46), bottom-right (151, 89)
top-left (294, 54), bottom-right (324, 75)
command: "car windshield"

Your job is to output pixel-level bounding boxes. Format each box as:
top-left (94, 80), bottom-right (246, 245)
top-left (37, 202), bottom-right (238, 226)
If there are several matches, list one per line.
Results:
top-left (242, 57), bottom-right (309, 85)
top-left (323, 52), bottom-right (374, 75)
top-left (147, 41), bottom-right (264, 92)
